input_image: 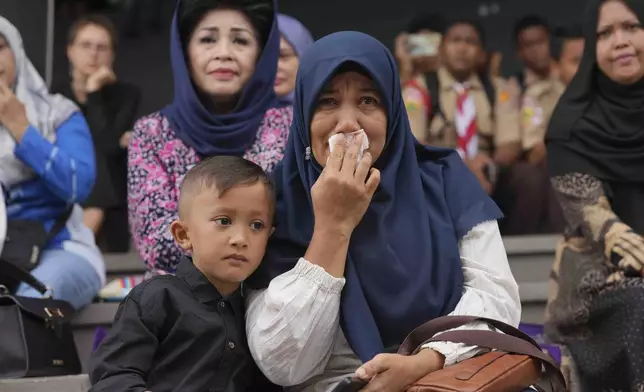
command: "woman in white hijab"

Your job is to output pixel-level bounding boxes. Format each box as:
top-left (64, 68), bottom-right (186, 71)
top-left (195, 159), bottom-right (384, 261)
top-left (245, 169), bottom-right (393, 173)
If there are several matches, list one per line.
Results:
top-left (0, 16), bottom-right (104, 309)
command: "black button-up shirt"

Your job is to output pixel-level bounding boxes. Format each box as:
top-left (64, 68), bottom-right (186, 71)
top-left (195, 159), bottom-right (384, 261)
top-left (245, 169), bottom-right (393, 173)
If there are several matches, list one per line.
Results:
top-left (89, 257), bottom-right (279, 392)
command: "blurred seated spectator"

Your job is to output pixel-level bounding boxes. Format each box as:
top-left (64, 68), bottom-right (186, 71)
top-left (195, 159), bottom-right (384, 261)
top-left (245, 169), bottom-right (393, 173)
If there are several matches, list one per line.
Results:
top-left (509, 15), bottom-right (566, 233)
top-left (511, 15), bottom-right (560, 93)
top-left (0, 16), bottom-right (104, 309)
top-left (553, 23), bottom-right (584, 86)
top-left (394, 13), bottom-right (445, 86)
top-left (513, 15), bottom-right (563, 168)
top-left (53, 14), bottom-right (141, 253)
top-left (274, 14), bottom-right (313, 106)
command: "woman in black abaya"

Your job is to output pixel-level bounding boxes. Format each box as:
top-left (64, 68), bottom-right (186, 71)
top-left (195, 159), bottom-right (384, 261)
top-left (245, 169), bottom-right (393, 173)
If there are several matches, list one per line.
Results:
top-left (544, 0), bottom-right (644, 390)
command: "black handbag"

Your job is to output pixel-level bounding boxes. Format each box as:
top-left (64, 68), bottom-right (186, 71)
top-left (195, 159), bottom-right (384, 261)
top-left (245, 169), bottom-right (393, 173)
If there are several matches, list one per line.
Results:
top-left (0, 208), bottom-right (72, 291)
top-left (0, 271), bottom-right (81, 378)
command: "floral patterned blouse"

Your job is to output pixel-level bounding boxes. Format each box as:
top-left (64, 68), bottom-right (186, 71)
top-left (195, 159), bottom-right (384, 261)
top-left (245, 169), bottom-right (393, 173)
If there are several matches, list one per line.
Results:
top-left (128, 107), bottom-right (292, 274)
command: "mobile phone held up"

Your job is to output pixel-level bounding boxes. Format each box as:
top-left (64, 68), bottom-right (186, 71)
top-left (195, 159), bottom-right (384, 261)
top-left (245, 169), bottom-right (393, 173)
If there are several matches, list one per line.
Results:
top-left (407, 32), bottom-right (441, 58)
top-left (331, 377), bottom-right (369, 392)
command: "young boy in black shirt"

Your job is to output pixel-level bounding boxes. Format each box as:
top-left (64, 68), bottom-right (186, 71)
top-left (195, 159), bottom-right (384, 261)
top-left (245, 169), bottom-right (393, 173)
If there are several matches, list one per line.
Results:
top-left (89, 156), bottom-right (279, 392)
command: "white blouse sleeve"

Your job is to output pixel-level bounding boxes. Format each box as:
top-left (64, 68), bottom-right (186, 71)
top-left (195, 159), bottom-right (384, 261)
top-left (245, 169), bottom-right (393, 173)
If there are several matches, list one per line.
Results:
top-left (245, 258), bottom-right (345, 386)
top-left (421, 220), bottom-right (521, 366)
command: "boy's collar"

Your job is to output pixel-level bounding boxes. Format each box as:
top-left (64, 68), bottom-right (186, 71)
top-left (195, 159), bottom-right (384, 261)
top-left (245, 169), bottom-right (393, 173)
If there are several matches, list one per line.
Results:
top-left (176, 256), bottom-right (243, 310)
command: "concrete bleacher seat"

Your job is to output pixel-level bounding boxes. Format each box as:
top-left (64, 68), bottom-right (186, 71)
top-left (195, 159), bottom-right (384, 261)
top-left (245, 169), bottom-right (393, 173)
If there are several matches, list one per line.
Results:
top-left (104, 251), bottom-right (146, 278)
top-left (71, 235), bottom-right (558, 370)
top-left (0, 375), bottom-right (90, 392)
top-left (504, 235), bottom-right (558, 324)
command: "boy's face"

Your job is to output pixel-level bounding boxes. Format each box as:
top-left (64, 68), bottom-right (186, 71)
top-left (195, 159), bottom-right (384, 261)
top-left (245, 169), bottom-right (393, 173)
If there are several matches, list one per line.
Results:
top-left (441, 23), bottom-right (482, 79)
top-left (558, 38), bottom-right (584, 85)
top-left (171, 182), bottom-right (274, 295)
top-left (517, 26), bottom-right (552, 74)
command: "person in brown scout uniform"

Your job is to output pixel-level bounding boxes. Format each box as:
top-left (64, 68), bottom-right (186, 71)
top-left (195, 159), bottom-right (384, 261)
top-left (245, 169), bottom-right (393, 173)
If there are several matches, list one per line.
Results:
top-left (512, 15), bottom-right (560, 92)
top-left (554, 24), bottom-right (585, 86)
top-left (394, 14), bottom-right (446, 87)
top-left (509, 15), bottom-right (566, 233)
top-left (512, 15), bottom-right (563, 165)
top-left (524, 23), bottom-right (585, 162)
top-left (403, 18), bottom-right (546, 235)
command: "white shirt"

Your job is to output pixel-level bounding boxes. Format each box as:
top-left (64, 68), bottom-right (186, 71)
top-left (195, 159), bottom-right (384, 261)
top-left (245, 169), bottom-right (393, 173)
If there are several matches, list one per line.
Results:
top-left (246, 220), bottom-right (521, 392)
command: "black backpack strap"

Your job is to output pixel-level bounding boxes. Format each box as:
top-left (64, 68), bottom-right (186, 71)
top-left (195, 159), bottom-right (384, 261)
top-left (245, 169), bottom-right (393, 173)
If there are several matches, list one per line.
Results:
top-left (478, 71), bottom-right (497, 119)
top-left (516, 71), bottom-right (527, 94)
top-left (46, 207), bottom-right (73, 244)
top-left (424, 72), bottom-right (442, 125)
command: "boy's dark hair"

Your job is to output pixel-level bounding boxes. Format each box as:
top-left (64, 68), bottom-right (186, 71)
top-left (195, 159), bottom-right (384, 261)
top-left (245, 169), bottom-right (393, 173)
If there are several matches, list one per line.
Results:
top-left (513, 14), bottom-right (550, 46)
top-left (443, 18), bottom-right (486, 47)
top-left (552, 23), bottom-right (584, 60)
top-left (178, 0), bottom-right (273, 50)
top-left (179, 156), bottom-right (275, 217)
top-left (67, 14), bottom-right (118, 51)
top-left (406, 13), bottom-right (446, 34)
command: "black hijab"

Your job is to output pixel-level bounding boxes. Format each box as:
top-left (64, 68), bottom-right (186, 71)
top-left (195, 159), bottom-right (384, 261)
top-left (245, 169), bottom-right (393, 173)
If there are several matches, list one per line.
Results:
top-left (546, 0), bottom-right (644, 182)
top-left (546, 0), bottom-right (644, 232)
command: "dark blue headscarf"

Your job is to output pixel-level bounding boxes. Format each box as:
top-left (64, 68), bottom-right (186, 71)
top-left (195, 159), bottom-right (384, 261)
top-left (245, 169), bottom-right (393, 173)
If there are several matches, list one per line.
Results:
top-left (276, 13), bottom-right (313, 107)
top-left (161, 0), bottom-right (280, 158)
top-left (247, 31), bottom-right (502, 362)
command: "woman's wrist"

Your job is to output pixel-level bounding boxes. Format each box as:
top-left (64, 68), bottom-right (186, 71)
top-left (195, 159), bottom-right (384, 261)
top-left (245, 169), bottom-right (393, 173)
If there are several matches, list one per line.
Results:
top-left (415, 348), bottom-right (446, 373)
top-left (313, 222), bottom-right (352, 242)
top-left (304, 225), bottom-right (351, 278)
top-left (7, 117), bottom-right (29, 142)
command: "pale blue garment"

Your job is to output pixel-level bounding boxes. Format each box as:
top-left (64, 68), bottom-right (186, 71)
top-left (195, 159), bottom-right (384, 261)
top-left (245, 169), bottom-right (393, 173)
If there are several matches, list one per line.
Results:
top-left (16, 247), bottom-right (102, 309)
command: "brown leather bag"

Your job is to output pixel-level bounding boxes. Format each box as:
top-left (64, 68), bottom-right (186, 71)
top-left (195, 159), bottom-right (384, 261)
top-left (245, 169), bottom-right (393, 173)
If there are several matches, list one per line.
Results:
top-left (398, 316), bottom-right (566, 392)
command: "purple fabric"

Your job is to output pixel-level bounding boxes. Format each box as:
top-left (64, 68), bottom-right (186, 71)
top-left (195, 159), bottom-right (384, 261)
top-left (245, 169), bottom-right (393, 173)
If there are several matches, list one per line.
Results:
top-left (160, 0), bottom-right (280, 158)
top-left (276, 13), bottom-right (313, 106)
top-left (92, 327), bottom-right (108, 351)
top-left (519, 323), bottom-right (562, 364)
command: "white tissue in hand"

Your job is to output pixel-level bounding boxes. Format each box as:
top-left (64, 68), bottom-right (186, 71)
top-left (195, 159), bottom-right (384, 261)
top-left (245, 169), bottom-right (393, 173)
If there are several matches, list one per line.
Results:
top-left (329, 129), bottom-right (370, 161)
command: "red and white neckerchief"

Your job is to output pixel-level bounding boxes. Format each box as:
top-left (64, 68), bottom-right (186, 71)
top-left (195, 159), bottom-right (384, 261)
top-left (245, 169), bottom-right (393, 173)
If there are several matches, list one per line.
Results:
top-left (453, 83), bottom-right (478, 160)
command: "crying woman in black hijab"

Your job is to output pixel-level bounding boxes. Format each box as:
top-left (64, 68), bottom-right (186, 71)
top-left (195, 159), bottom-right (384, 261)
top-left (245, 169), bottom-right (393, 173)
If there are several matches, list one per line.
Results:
top-left (544, 1), bottom-right (644, 390)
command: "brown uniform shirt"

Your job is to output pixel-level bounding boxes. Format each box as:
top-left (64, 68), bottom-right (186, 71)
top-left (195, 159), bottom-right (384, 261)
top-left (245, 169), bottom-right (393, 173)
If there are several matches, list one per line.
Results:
top-left (513, 70), bottom-right (565, 151)
top-left (403, 67), bottom-right (521, 158)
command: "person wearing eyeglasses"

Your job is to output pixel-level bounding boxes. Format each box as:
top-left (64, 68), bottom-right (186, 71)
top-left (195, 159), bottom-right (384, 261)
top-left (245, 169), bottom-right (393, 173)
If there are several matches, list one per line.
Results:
top-left (53, 14), bottom-right (140, 253)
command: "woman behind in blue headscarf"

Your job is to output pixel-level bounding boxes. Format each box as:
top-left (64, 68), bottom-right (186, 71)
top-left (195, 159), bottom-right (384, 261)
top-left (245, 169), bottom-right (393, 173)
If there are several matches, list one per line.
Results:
top-left (128, 0), bottom-right (292, 275)
top-left (274, 13), bottom-right (313, 106)
top-left (245, 31), bottom-right (520, 391)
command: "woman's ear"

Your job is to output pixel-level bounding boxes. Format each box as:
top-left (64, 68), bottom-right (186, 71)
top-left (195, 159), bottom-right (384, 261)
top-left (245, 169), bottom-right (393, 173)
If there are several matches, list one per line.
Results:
top-left (170, 219), bottom-right (192, 251)
top-left (270, 226), bottom-right (276, 236)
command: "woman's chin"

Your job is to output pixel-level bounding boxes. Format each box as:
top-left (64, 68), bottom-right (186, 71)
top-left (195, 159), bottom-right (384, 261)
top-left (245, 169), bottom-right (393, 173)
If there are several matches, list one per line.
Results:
top-left (274, 86), bottom-right (291, 97)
